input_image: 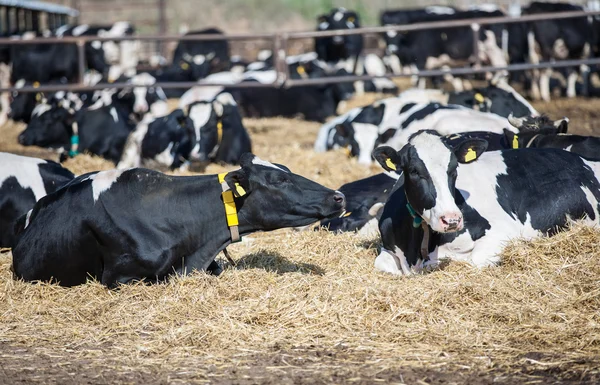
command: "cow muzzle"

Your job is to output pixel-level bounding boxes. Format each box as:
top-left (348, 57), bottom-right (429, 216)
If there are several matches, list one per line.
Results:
top-left (332, 36), bottom-right (344, 44)
top-left (439, 213), bottom-right (463, 233)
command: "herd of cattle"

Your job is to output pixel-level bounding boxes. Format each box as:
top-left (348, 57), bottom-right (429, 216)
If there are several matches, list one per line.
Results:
top-left (4, 2), bottom-right (600, 287)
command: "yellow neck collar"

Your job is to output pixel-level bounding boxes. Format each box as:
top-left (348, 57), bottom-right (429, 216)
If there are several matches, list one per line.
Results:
top-left (218, 172), bottom-right (242, 243)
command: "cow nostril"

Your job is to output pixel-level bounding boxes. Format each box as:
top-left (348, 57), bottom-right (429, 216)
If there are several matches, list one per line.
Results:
top-left (333, 192), bottom-right (345, 205)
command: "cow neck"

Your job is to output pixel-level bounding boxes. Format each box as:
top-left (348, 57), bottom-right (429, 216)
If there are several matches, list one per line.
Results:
top-left (208, 118), bottom-right (224, 159)
top-left (405, 199), bottom-right (429, 262)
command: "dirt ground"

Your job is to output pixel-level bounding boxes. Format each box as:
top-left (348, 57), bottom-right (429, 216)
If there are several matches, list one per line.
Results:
top-left (1, 93), bottom-right (599, 384)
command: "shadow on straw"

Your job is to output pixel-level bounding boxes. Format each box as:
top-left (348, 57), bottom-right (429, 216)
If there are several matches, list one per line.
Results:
top-left (228, 251), bottom-right (325, 276)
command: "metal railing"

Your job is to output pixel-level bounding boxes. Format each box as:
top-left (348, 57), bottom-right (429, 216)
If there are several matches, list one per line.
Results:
top-left (1, 9), bottom-right (599, 93)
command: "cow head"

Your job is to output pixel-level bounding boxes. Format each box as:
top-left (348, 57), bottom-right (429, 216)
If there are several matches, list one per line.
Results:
top-left (86, 40), bottom-right (108, 75)
top-left (18, 101), bottom-right (74, 150)
top-left (141, 109), bottom-right (196, 168)
top-left (373, 131), bottom-right (487, 233)
top-left (316, 8), bottom-right (363, 61)
top-left (9, 79), bottom-right (43, 123)
top-left (319, 8), bottom-right (361, 43)
top-left (179, 52), bottom-right (213, 81)
top-left (222, 153), bottom-right (346, 230)
top-left (508, 114), bottom-right (569, 134)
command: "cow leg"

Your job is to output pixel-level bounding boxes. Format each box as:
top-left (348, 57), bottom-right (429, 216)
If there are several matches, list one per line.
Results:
top-left (527, 31), bottom-right (542, 101)
top-left (374, 247), bottom-right (405, 275)
top-left (462, 79), bottom-right (473, 91)
top-left (566, 69), bottom-right (578, 98)
top-left (540, 68), bottom-right (553, 102)
top-left (579, 64), bottom-right (591, 97)
top-left (0, 63), bottom-right (11, 127)
top-left (470, 238), bottom-right (502, 269)
top-left (383, 55), bottom-right (402, 75)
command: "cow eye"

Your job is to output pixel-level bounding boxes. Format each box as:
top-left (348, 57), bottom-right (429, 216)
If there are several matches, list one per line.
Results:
top-left (409, 168), bottom-right (419, 177)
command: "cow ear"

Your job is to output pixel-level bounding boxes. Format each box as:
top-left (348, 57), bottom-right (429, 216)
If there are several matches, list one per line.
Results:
top-left (454, 139), bottom-right (488, 163)
top-left (223, 169), bottom-right (250, 198)
top-left (317, 14), bottom-right (327, 23)
top-left (503, 128), bottom-right (519, 149)
top-left (554, 118), bottom-right (569, 134)
top-left (378, 128), bottom-right (396, 144)
top-left (372, 146), bottom-right (401, 172)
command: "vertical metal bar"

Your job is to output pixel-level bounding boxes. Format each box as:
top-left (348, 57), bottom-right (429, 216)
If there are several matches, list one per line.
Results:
top-left (158, 0), bottom-right (167, 56)
top-left (77, 39), bottom-right (86, 84)
top-left (471, 23), bottom-right (481, 68)
top-left (15, 8), bottom-right (21, 33)
top-left (272, 34), bottom-right (287, 86)
top-left (32, 11), bottom-right (39, 32)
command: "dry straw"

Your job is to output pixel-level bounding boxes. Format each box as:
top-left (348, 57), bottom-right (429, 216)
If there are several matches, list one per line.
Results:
top-left (0, 95), bottom-right (598, 382)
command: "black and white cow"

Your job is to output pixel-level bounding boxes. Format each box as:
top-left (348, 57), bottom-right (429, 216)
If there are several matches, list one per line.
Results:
top-left (117, 109), bottom-right (196, 170)
top-left (523, 2), bottom-right (593, 100)
top-left (12, 154), bottom-right (346, 287)
top-left (373, 130), bottom-right (600, 274)
top-left (317, 172), bottom-right (398, 236)
top-left (315, 100), bottom-right (515, 165)
top-left (188, 93), bottom-right (252, 165)
top-left (9, 84), bottom-right (85, 124)
top-left (315, 8), bottom-right (363, 65)
top-left (19, 97), bottom-right (134, 164)
top-left (172, 28), bottom-right (230, 76)
top-left (381, 6), bottom-right (508, 90)
top-left (0, 152), bottom-right (74, 248)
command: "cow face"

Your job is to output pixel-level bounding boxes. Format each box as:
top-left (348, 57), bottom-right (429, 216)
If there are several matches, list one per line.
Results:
top-left (373, 131), bottom-right (487, 233)
top-left (223, 154), bottom-right (346, 229)
top-left (321, 8), bottom-right (360, 43)
top-left (332, 121), bottom-right (396, 166)
top-left (141, 109), bottom-right (196, 168)
top-left (86, 41), bottom-right (108, 75)
top-left (9, 80), bottom-right (43, 123)
top-left (508, 114), bottom-right (569, 134)
top-left (179, 53), bottom-right (213, 81)
top-left (18, 103), bottom-right (73, 149)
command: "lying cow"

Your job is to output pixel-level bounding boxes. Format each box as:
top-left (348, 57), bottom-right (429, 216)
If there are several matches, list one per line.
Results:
top-left (372, 131), bottom-right (600, 275)
top-left (117, 109), bottom-right (195, 170)
top-left (317, 172), bottom-right (399, 236)
top-left (316, 102), bottom-right (515, 165)
top-left (188, 93), bottom-right (252, 164)
top-left (0, 152), bottom-right (74, 248)
top-left (12, 154), bottom-right (346, 287)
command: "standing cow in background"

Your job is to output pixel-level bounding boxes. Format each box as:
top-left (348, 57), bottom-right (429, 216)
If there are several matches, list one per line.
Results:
top-left (172, 28), bottom-right (230, 77)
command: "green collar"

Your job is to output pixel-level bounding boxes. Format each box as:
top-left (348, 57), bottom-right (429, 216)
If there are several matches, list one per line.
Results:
top-left (406, 202), bottom-right (423, 228)
top-left (69, 135), bottom-right (79, 157)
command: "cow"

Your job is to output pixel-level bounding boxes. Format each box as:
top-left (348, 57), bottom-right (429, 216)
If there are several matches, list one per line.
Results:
top-left (188, 93), bottom-right (252, 165)
top-left (0, 152), bottom-right (74, 248)
top-left (9, 84), bottom-right (85, 124)
top-left (315, 101), bottom-right (516, 165)
top-left (315, 8), bottom-right (363, 65)
top-left (148, 53), bottom-right (213, 98)
top-left (117, 109), bottom-right (196, 170)
top-left (56, 22), bottom-right (138, 79)
top-left (317, 172), bottom-right (398, 237)
top-left (503, 115), bottom-right (600, 160)
top-left (372, 130), bottom-right (600, 275)
top-left (18, 97), bottom-right (134, 164)
top-left (12, 154), bottom-right (346, 287)
top-left (172, 28), bottom-right (230, 76)
top-left (523, 2), bottom-right (592, 100)
top-left (381, 7), bottom-right (508, 90)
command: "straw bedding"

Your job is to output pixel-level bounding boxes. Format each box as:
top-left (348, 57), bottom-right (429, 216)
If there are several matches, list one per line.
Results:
top-left (0, 95), bottom-right (598, 383)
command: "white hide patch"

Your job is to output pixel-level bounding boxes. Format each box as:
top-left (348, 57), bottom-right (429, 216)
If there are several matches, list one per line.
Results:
top-left (90, 169), bottom-right (127, 202)
top-left (252, 156), bottom-right (287, 172)
top-left (0, 153), bottom-right (48, 201)
top-left (193, 55), bottom-right (206, 65)
top-left (188, 102), bottom-right (213, 142)
top-left (154, 142), bottom-right (175, 167)
top-left (110, 107), bottom-right (119, 123)
top-left (410, 132), bottom-right (461, 231)
top-left (314, 107), bottom-right (363, 152)
top-left (353, 122), bottom-right (380, 166)
top-left (72, 24), bottom-right (90, 36)
top-left (15, 79), bottom-right (26, 89)
top-left (216, 92), bottom-right (236, 106)
top-left (426, 6), bottom-right (455, 14)
top-left (32, 103), bottom-right (52, 117)
top-left (581, 186), bottom-right (600, 224)
top-left (91, 40), bottom-right (102, 50)
top-left (333, 11), bottom-right (344, 21)
top-left (243, 70), bottom-right (277, 84)
top-left (24, 209), bottom-right (33, 229)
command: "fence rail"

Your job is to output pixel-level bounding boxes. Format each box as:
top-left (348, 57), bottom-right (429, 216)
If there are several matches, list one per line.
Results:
top-left (1, 9), bottom-right (599, 93)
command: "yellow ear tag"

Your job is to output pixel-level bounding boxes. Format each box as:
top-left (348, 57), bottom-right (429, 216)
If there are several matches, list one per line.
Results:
top-left (344, 146), bottom-right (352, 157)
top-left (35, 93), bottom-right (42, 102)
top-left (234, 183), bottom-right (246, 197)
top-left (512, 135), bottom-right (519, 149)
top-left (217, 121), bottom-right (223, 143)
top-left (348, 16), bottom-right (355, 23)
top-left (180, 62), bottom-right (190, 70)
top-left (108, 77), bottom-right (115, 83)
top-left (474, 93), bottom-right (485, 103)
top-left (385, 158), bottom-right (397, 170)
top-left (33, 81), bottom-right (40, 88)
top-left (343, 211), bottom-right (352, 217)
top-left (297, 65), bottom-right (305, 75)
top-left (464, 148), bottom-right (477, 163)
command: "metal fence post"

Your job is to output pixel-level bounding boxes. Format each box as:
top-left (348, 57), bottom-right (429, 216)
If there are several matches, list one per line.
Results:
top-left (77, 39), bottom-right (86, 85)
top-left (471, 23), bottom-right (481, 68)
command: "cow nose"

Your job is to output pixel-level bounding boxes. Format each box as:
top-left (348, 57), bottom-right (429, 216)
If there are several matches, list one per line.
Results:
top-left (18, 133), bottom-right (27, 145)
top-left (440, 213), bottom-right (463, 232)
top-left (333, 191), bottom-right (346, 207)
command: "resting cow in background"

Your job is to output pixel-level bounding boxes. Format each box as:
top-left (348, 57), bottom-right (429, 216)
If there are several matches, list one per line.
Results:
top-left (0, 153), bottom-right (74, 248)
top-left (12, 154), bottom-right (346, 287)
top-left (372, 131), bottom-right (600, 275)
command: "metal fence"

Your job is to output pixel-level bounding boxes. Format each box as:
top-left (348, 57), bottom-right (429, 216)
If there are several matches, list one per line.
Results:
top-left (2, 9), bottom-right (600, 94)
